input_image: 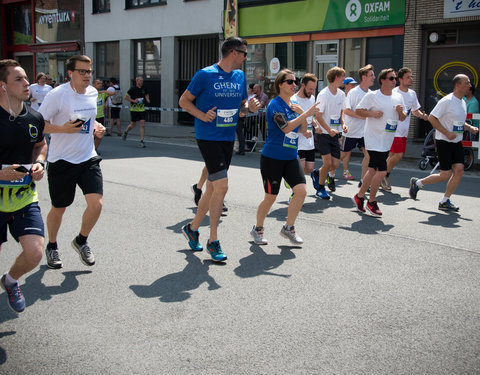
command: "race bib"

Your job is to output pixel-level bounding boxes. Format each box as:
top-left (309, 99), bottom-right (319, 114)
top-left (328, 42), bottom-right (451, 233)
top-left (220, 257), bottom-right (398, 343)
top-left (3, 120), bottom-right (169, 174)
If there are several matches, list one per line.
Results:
top-left (0, 164), bottom-right (33, 188)
top-left (216, 109), bottom-right (238, 128)
top-left (385, 119), bottom-right (398, 132)
top-left (79, 119), bottom-right (91, 134)
top-left (452, 121), bottom-right (464, 134)
top-left (283, 131), bottom-right (298, 149)
top-left (97, 98), bottom-right (103, 106)
top-left (137, 98), bottom-right (144, 105)
top-left (330, 115), bottom-right (341, 128)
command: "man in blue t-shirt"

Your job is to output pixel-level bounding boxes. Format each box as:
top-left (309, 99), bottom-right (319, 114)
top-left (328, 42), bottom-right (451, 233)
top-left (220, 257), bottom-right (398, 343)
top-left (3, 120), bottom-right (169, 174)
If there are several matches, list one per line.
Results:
top-left (179, 37), bottom-right (259, 262)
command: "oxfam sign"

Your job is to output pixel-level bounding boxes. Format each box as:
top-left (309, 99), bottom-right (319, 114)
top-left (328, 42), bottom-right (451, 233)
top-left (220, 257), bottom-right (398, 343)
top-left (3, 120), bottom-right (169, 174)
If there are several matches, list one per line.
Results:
top-left (344, 0), bottom-right (396, 25)
top-left (346, 0), bottom-right (361, 22)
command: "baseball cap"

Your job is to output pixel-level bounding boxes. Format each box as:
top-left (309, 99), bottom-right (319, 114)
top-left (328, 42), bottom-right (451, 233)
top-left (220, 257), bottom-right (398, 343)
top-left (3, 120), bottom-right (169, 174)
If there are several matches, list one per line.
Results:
top-left (343, 77), bottom-right (358, 85)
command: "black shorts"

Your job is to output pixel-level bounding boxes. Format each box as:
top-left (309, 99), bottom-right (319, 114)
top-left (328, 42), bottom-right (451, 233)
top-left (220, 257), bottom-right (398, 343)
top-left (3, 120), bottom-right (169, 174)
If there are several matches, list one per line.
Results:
top-left (96, 117), bottom-right (104, 125)
top-left (47, 156), bottom-right (103, 208)
top-left (318, 133), bottom-right (341, 159)
top-left (341, 137), bottom-right (365, 152)
top-left (260, 155), bottom-right (306, 195)
top-left (367, 150), bottom-right (389, 171)
top-left (196, 139), bottom-right (234, 181)
top-left (130, 111), bottom-right (146, 122)
top-left (298, 149), bottom-right (315, 162)
top-left (111, 107), bottom-right (121, 119)
top-left (436, 140), bottom-right (464, 171)
top-left (0, 202), bottom-right (44, 244)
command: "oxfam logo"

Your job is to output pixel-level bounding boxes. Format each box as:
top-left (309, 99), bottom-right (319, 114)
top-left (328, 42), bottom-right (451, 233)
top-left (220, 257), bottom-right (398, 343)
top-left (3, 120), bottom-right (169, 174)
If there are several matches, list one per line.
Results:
top-left (346, 0), bottom-right (361, 22)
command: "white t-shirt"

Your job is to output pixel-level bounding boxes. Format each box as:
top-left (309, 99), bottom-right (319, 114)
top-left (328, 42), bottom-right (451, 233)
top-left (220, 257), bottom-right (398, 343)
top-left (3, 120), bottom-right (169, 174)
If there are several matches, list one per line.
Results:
top-left (29, 83), bottom-right (52, 111)
top-left (344, 85), bottom-right (369, 138)
top-left (357, 89), bottom-right (405, 152)
top-left (316, 86), bottom-right (345, 135)
top-left (39, 83), bottom-right (98, 164)
top-left (392, 87), bottom-right (421, 138)
top-left (431, 93), bottom-right (467, 143)
top-left (291, 93), bottom-right (315, 150)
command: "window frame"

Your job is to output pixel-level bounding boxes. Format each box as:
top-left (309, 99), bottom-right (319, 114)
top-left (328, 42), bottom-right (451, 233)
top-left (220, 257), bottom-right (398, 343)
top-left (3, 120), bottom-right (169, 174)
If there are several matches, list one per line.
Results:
top-left (125, 0), bottom-right (167, 10)
top-left (93, 0), bottom-right (111, 14)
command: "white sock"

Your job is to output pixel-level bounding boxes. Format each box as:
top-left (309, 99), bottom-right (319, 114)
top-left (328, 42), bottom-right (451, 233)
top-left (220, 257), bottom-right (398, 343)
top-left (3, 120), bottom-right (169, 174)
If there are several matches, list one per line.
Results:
top-left (416, 180), bottom-right (424, 188)
top-left (344, 169), bottom-right (348, 173)
top-left (441, 196), bottom-right (449, 203)
top-left (328, 172), bottom-right (335, 177)
top-left (4, 272), bottom-right (17, 286)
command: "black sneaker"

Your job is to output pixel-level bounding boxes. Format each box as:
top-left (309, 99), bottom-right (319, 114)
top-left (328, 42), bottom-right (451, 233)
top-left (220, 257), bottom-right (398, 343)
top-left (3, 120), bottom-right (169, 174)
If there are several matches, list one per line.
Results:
top-left (222, 203), bottom-right (228, 212)
top-left (327, 176), bottom-right (336, 192)
top-left (191, 184), bottom-right (202, 206)
top-left (438, 199), bottom-right (459, 211)
top-left (71, 239), bottom-right (95, 266)
top-left (45, 247), bottom-right (63, 269)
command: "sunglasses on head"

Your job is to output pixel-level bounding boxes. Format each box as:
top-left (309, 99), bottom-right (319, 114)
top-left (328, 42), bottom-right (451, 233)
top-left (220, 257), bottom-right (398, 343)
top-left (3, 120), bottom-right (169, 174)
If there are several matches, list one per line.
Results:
top-left (283, 79), bottom-right (297, 85)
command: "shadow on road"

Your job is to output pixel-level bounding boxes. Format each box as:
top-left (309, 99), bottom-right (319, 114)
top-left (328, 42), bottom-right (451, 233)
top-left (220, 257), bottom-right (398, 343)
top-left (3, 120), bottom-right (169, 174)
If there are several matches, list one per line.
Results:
top-left (234, 244), bottom-right (296, 279)
top-left (0, 331), bottom-right (15, 365)
top-left (407, 207), bottom-right (472, 228)
top-left (129, 249), bottom-right (221, 303)
top-left (339, 213), bottom-right (395, 234)
top-left (0, 266), bottom-right (92, 324)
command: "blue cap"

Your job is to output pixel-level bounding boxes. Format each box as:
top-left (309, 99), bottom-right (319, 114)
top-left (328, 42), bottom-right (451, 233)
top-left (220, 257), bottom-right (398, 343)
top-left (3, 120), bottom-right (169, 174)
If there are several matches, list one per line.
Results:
top-left (343, 77), bottom-right (358, 85)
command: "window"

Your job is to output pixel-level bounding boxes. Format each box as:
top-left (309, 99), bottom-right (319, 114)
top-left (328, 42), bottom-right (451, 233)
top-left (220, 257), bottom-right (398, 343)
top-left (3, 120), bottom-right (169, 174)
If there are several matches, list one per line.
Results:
top-left (126, 0), bottom-right (166, 9)
top-left (93, 0), bottom-right (110, 13)
top-left (134, 39), bottom-right (161, 79)
top-left (96, 42), bottom-right (119, 79)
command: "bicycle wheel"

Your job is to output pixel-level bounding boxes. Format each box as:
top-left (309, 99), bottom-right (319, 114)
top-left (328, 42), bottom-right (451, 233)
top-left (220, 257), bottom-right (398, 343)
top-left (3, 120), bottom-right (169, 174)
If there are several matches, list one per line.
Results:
top-left (419, 159), bottom-right (428, 170)
top-left (463, 148), bottom-right (474, 171)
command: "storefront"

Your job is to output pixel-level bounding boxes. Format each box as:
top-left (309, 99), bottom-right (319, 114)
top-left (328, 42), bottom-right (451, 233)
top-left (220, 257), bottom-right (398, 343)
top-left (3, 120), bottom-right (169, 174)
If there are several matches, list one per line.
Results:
top-left (238, 0), bottom-right (405, 98)
top-left (0, 0), bottom-right (83, 84)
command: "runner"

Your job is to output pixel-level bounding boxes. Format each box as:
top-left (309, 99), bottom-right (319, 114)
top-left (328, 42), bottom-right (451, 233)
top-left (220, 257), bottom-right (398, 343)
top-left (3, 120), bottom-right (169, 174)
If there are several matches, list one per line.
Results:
top-left (179, 37), bottom-right (259, 262)
top-left (0, 59), bottom-right (47, 313)
top-left (251, 69), bottom-right (320, 245)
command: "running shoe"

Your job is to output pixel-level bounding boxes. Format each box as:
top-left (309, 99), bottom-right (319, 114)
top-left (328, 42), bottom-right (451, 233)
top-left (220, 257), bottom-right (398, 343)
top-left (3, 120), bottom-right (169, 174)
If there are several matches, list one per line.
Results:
top-left (280, 225), bottom-right (304, 245)
top-left (139, 140), bottom-right (146, 148)
top-left (284, 180), bottom-right (291, 189)
top-left (191, 184), bottom-right (202, 206)
top-left (1, 275), bottom-right (25, 313)
top-left (71, 239), bottom-right (95, 266)
top-left (122, 132), bottom-right (128, 141)
top-left (182, 224), bottom-right (203, 251)
top-left (315, 187), bottom-right (330, 200)
top-left (381, 176), bottom-right (391, 191)
top-left (409, 177), bottom-right (421, 200)
top-left (206, 240), bottom-right (227, 262)
top-left (311, 170), bottom-right (320, 191)
top-left (250, 225), bottom-right (268, 245)
top-left (326, 176), bottom-right (336, 192)
top-left (366, 200), bottom-right (382, 217)
top-left (342, 170), bottom-right (354, 180)
top-left (352, 194), bottom-right (366, 213)
top-left (45, 246), bottom-right (63, 269)
top-left (222, 203), bottom-right (228, 212)
top-left (438, 199), bottom-right (459, 212)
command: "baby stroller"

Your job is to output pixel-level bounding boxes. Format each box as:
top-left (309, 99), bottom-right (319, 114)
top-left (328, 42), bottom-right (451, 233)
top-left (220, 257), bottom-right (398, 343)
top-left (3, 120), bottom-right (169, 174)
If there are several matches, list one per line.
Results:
top-left (418, 128), bottom-right (475, 172)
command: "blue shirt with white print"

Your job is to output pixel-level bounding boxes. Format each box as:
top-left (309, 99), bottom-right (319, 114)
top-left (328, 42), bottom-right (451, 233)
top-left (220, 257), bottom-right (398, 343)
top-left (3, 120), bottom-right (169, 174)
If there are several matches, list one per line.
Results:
top-left (187, 64), bottom-right (247, 141)
top-left (262, 96), bottom-right (300, 160)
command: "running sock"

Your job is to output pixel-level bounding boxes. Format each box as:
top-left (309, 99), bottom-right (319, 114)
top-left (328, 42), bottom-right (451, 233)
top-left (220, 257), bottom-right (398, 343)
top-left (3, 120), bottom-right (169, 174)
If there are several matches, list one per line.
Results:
top-left (328, 172), bottom-right (335, 177)
top-left (47, 241), bottom-right (58, 250)
top-left (416, 180), bottom-right (424, 188)
top-left (319, 184), bottom-right (325, 190)
top-left (284, 224), bottom-right (294, 231)
top-left (313, 169), bottom-right (319, 178)
top-left (3, 272), bottom-right (17, 286)
top-left (255, 226), bottom-right (264, 232)
top-left (441, 196), bottom-right (449, 203)
top-left (76, 234), bottom-right (88, 246)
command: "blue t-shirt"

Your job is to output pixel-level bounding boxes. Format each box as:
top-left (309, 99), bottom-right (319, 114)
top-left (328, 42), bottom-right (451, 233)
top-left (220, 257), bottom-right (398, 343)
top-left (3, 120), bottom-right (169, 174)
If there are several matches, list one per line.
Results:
top-left (261, 96), bottom-right (300, 160)
top-left (187, 64), bottom-right (247, 141)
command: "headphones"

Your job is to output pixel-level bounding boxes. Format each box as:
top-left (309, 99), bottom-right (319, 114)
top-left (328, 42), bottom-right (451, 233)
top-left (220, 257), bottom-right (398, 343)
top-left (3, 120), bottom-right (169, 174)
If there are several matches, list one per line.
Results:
top-left (1, 85), bottom-right (5, 91)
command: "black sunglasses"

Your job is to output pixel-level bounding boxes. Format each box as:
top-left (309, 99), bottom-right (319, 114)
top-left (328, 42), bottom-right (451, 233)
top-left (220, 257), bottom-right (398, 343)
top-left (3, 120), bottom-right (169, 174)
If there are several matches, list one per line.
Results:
top-left (387, 76), bottom-right (397, 81)
top-left (235, 49), bottom-right (248, 57)
top-left (283, 79), bottom-right (297, 85)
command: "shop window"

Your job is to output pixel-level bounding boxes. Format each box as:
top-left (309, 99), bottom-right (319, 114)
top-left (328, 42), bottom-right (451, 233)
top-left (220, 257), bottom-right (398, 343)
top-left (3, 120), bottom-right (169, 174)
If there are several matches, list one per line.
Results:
top-left (344, 38), bottom-right (362, 79)
top-left (96, 42), bottom-right (119, 79)
top-left (126, 0), bottom-right (166, 9)
top-left (294, 42), bottom-right (307, 71)
top-left (93, 0), bottom-right (110, 14)
top-left (366, 35), bottom-right (403, 89)
top-left (134, 39), bottom-right (161, 79)
top-left (12, 5), bottom-right (33, 45)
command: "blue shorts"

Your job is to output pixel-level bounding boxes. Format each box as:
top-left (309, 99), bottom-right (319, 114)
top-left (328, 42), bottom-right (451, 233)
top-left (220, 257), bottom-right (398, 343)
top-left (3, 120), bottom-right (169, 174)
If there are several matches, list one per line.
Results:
top-left (0, 202), bottom-right (44, 244)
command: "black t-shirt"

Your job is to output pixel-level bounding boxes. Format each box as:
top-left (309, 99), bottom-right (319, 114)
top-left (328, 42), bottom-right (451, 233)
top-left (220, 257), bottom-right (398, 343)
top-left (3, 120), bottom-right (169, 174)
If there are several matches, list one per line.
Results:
top-left (127, 86), bottom-right (148, 101)
top-left (0, 105), bottom-right (45, 165)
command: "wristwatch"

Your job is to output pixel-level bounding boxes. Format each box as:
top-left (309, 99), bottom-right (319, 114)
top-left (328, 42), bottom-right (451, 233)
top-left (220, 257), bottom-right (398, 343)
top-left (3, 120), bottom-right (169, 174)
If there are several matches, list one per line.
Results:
top-left (35, 160), bottom-right (45, 168)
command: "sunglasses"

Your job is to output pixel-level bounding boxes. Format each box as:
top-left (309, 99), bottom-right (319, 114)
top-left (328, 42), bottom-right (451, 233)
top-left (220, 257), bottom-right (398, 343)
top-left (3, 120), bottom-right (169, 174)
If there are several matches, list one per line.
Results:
top-left (283, 79), bottom-right (297, 85)
top-left (387, 76), bottom-right (397, 81)
top-left (73, 69), bottom-right (94, 76)
top-left (235, 49), bottom-right (248, 57)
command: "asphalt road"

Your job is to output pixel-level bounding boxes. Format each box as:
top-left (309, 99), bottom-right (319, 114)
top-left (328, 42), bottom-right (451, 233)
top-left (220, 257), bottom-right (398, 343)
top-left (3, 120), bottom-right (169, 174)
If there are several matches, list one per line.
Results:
top-left (1, 135), bottom-right (479, 374)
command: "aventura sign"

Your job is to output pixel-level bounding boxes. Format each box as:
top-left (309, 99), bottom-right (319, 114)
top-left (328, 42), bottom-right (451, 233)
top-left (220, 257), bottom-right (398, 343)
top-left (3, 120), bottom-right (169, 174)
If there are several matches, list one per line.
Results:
top-left (38, 11), bottom-right (77, 25)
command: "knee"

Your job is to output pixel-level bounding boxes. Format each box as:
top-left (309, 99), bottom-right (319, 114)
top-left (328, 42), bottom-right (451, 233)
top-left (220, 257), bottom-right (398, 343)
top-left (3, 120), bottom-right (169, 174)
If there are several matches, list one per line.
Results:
top-left (88, 199), bottom-right (103, 213)
top-left (24, 244), bottom-right (43, 266)
top-left (213, 182), bottom-right (228, 196)
top-left (292, 184), bottom-right (307, 198)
